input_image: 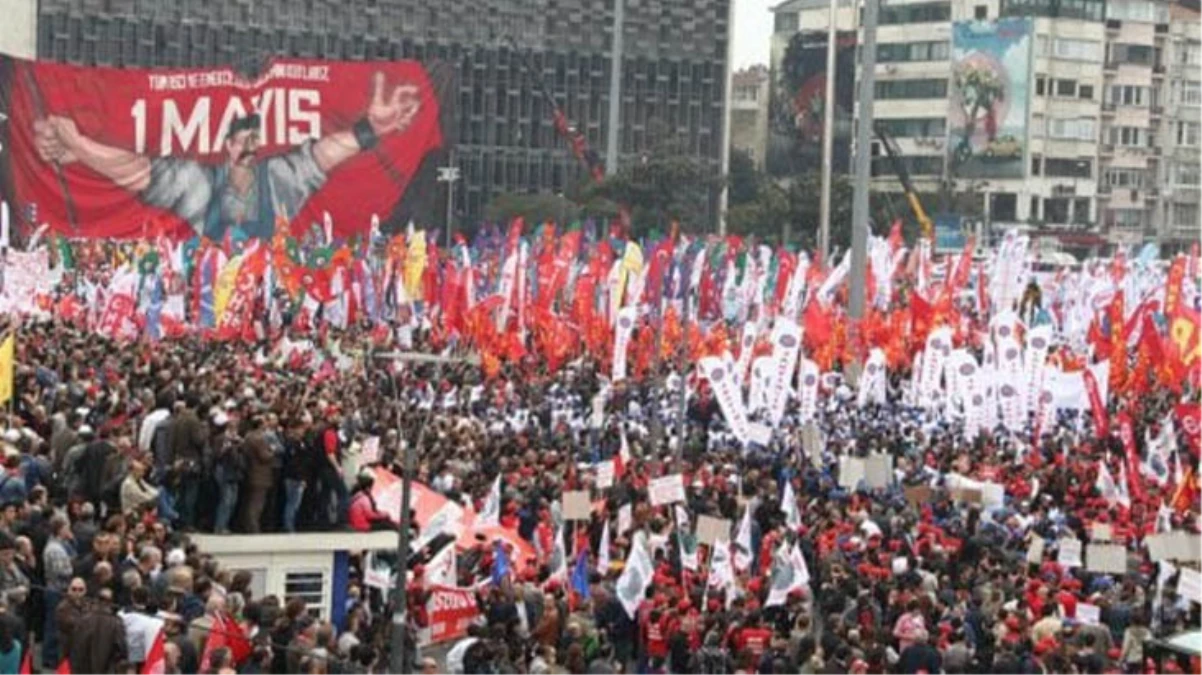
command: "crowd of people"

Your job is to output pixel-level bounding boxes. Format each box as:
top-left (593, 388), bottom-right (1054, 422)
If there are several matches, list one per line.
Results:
top-left (0, 303), bottom-right (1195, 675)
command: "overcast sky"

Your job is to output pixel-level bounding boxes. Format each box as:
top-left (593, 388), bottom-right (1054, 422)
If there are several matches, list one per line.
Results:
top-left (732, 0), bottom-right (776, 69)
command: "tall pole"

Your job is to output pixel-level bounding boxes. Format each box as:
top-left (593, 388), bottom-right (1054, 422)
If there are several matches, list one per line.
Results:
top-left (818, 0), bottom-right (839, 261)
top-left (675, 289), bottom-right (690, 469)
top-left (848, 0), bottom-right (878, 321)
top-left (437, 154), bottom-right (460, 248)
top-left (718, 0), bottom-right (736, 235)
top-left (605, 0), bottom-right (624, 176)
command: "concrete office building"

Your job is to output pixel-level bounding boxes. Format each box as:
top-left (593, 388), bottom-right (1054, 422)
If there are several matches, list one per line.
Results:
top-left (771, 0), bottom-right (1201, 253)
top-left (14, 0), bottom-right (732, 228)
top-left (731, 65), bottom-right (771, 169)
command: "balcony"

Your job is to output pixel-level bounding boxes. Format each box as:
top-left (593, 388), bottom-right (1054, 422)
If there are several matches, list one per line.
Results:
top-left (1151, 105), bottom-right (1164, 116)
top-left (1102, 102), bottom-right (1116, 114)
top-left (1104, 61), bottom-right (1119, 72)
top-left (1155, 23), bottom-right (1169, 34)
top-left (1106, 19), bottom-right (1122, 31)
top-left (1100, 143), bottom-right (1115, 154)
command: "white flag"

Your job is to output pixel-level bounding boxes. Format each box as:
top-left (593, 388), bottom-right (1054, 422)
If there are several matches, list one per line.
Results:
top-left (765, 542), bottom-right (810, 607)
top-left (425, 543), bottom-right (457, 587)
top-left (782, 480), bottom-right (801, 530)
top-left (477, 475), bottom-right (502, 528)
top-left (1096, 462), bottom-right (1122, 506)
top-left (676, 505), bottom-right (698, 572)
top-left (707, 539), bottom-right (735, 591)
top-left (597, 520), bottom-right (611, 575)
top-left (616, 537), bottom-right (653, 619)
top-left (734, 506), bottom-right (753, 572)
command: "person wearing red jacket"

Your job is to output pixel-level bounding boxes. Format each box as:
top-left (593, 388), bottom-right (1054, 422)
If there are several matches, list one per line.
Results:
top-left (347, 473), bottom-right (393, 532)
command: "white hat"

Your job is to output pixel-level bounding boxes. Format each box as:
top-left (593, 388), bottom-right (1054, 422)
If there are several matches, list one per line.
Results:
top-left (2, 430), bottom-right (19, 444)
top-left (211, 412), bottom-right (229, 427)
top-left (166, 549), bottom-right (186, 567)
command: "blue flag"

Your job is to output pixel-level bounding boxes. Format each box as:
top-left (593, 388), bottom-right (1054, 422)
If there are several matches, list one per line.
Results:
top-left (491, 540), bottom-right (511, 587)
top-left (571, 549), bottom-right (590, 599)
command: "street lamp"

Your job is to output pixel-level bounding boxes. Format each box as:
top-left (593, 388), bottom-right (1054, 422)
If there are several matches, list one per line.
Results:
top-left (372, 349), bottom-right (477, 675)
top-left (437, 155), bottom-right (460, 247)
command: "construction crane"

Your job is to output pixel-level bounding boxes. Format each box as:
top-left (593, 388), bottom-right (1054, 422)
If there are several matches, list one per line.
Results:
top-left (872, 122), bottom-right (934, 242)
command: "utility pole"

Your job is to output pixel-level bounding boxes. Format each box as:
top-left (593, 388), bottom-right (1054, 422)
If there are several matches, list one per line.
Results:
top-left (818, 0), bottom-right (839, 262)
top-left (718, 0), bottom-right (735, 235)
top-left (848, 0), bottom-right (879, 321)
top-left (606, 0), bottom-right (624, 176)
top-left (437, 151), bottom-right (460, 247)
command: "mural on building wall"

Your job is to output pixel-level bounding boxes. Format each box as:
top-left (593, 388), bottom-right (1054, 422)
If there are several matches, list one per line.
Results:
top-left (766, 30), bottom-right (856, 178)
top-left (947, 17), bottom-right (1032, 180)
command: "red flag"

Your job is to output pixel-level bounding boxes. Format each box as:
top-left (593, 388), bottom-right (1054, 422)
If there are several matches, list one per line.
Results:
top-left (1177, 403), bottom-right (1201, 457)
top-left (1108, 291), bottom-right (1127, 393)
top-left (198, 614), bottom-right (227, 673)
top-left (56, 659), bottom-right (72, 675)
top-left (18, 649), bottom-right (30, 675)
top-left (1082, 365), bottom-right (1109, 438)
top-left (1118, 411), bottom-right (1147, 503)
top-left (222, 612), bottom-right (253, 665)
top-left (803, 301), bottom-right (833, 347)
top-left (142, 627), bottom-right (166, 675)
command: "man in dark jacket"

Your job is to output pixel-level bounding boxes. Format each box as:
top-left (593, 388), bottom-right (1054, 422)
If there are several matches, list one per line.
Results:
top-left (167, 394), bottom-right (208, 529)
top-left (69, 591), bottom-right (128, 674)
top-left (239, 416), bottom-right (276, 533)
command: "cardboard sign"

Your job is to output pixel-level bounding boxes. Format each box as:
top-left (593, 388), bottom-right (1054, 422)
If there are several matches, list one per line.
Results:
top-left (1147, 531), bottom-right (1202, 562)
top-left (1173, 533), bottom-right (1201, 562)
top-left (1091, 523), bottom-right (1113, 542)
top-left (649, 474), bottom-right (687, 506)
top-left (1086, 543), bottom-right (1128, 575)
top-left (562, 491), bottom-right (593, 520)
top-left (839, 457), bottom-right (866, 489)
top-left (695, 515), bottom-right (732, 546)
top-left (865, 455), bottom-right (892, 489)
top-left (1058, 538), bottom-right (1083, 568)
top-left (905, 485), bottom-right (933, 505)
top-left (1178, 567), bottom-right (1202, 605)
top-left (952, 488), bottom-right (983, 504)
top-left (980, 482), bottom-right (1005, 508)
top-left (360, 436), bottom-right (381, 465)
top-left (1027, 538), bottom-right (1045, 565)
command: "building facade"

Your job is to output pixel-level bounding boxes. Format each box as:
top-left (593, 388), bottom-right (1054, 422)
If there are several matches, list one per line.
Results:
top-left (25, 0), bottom-right (730, 229)
top-left (731, 65), bottom-right (770, 169)
top-left (771, 0), bottom-right (1200, 252)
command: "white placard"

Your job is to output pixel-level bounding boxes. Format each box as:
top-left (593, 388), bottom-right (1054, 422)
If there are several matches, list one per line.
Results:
top-left (596, 460), bottom-right (615, 490)
top-left (1058, 538), bottom-right (1083, 568)
top-left (1027, 538), bottom-right (1045, 565)
top-left (839, 457), bottom-right (866, 489)
top-left (618, 504), bottom-right (632, 534)
top-left (1178, 568), bottom-right (1202, 605)
top-left (649, 474), bottom-right (687, 507)
top-left (360, 436), bottom-right (381, 465)
top-left (1076, 602), bottom-right (1101, 625)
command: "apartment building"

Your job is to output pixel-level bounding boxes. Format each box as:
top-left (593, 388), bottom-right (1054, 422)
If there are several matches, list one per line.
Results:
top-left (770, 0), bottom-right (1201, 252)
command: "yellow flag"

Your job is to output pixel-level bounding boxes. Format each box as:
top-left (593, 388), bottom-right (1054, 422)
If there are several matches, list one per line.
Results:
top-left (213, 255), bottom-right (245, 324)
top-left (0, 334), bottom-right (14, 405)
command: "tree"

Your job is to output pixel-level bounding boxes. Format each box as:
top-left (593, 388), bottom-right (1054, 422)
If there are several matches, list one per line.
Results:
top-left (728, 148), bottom-right (761, 207)
top-left (726, 171), bottom-right (854, 251)
top-left (483, 192), bottom-right (582, 225)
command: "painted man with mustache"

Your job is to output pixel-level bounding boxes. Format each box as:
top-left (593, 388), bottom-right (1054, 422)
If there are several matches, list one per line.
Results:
top-left (32, 72), bottom-right (420, 241)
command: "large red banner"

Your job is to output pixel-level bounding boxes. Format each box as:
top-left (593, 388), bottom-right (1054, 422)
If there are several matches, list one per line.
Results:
top-left (421, 585), bottom-right (480, 646)
top-left (0, 56), bottom-right (447, 240)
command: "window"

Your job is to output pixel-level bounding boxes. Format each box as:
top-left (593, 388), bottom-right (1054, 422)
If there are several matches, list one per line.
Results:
top-left (875, 117), bottom-right (947, 137)
top-left (1036, 76), bottom-right (1046, 96)
top-left (975, 5), bottom-right (988, 18)
top-left (1109, 126), bottom-right (1147, 146)
top-left (1180, 81), bottom-right (1202, 106)
top-left (284, 570), bottom-right (328, 618)
top-left (1111, 43), bottom-right (1155, 65)
top-left (1107, 0), bottom-right (1169, 22)
top-left (1177, 42), bottom-right (1201, 66)
top-left (879, 2), bottom-right (951, 24)
top-left (1031, 154), bottom-right (1042, 175)
top-left (1105, 168), bottom-right (1148, 188)
top-left (1073, 198), bottom-right (1091, 224)
top-left (1056, 79), bottom-right (1078, 97)
top-left (1111, 209), bottom-right (1144, 228)
top-left (1045, 158), bottom-right (1092, 178)
top-left (1002, 0), bottom-right (1104, 20)
top-left (1173, 204), bottom-right (1200, 228)
top-left (1052, 38), bottom-right (1102, 62)
top-left (1109, 85), bottom-right (1147, 106)
top-left (1178, 122), bottom-right (1201, 147)
top-left (1048, 118), bottom-right (1097, 140)
top-left (1079, 84), bottom-right (1094, 100)
top-left (1176, 163), bottom-right (1201, 186)
top-left (876, 79), bottom-right (948, 99)
top-left (774, 11), bottom-right (798, 33)
top-left (871, 155), bottom-right (944, 176)
top-left (878, 41), bottom-right (950, 63)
